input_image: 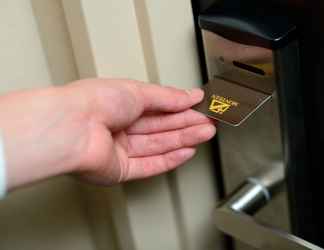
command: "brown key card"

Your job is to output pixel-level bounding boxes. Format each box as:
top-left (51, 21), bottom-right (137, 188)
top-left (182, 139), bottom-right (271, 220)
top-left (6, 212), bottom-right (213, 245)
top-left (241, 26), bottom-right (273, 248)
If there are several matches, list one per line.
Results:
top-left (193, 78), bottom-right (272, 126)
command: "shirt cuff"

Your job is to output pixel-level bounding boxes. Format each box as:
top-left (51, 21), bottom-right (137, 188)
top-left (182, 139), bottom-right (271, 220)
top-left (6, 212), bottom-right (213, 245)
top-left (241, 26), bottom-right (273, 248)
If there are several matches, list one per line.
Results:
top-left (0, 136), bottom-right (7, 199)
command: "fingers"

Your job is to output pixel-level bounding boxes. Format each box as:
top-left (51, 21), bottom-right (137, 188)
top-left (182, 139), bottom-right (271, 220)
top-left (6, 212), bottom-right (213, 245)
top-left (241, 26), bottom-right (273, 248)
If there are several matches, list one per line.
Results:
top-left (135, 82), bottom-right (204, 113)
top-left (127, 109), bottom-right (212, 134)
top-left (125, 147), bottom-right (196, 181)
top-left (74, 79), bottom-right (204, 130)
top-left (127, 123), bottom-right (216, 157)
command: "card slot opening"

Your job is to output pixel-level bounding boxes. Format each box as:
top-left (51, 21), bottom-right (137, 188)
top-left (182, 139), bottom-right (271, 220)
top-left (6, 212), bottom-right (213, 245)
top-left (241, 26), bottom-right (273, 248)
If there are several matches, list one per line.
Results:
top-left (233, 61), bottom-right (266, 76)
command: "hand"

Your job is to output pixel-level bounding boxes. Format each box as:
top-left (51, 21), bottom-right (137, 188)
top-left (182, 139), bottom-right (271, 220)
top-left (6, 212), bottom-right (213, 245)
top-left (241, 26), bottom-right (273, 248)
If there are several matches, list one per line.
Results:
top-left (0, 79), bottom-right (216, 191)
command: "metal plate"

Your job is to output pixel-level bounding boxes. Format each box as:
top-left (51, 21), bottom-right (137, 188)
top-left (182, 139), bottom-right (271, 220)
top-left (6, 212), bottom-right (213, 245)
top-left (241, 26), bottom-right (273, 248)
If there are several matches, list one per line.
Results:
top-left (193, 78), bottom-right (272, 126)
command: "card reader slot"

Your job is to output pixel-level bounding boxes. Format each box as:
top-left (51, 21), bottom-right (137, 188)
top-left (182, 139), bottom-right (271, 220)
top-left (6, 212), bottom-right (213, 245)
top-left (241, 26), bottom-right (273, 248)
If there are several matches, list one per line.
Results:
top-left (233, 61), bottom-right (266, 76)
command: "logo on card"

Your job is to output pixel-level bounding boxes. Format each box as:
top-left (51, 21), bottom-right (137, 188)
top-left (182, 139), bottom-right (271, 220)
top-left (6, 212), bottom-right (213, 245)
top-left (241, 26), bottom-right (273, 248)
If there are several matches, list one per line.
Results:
top-left (209, 95), bottom-right (239, 115)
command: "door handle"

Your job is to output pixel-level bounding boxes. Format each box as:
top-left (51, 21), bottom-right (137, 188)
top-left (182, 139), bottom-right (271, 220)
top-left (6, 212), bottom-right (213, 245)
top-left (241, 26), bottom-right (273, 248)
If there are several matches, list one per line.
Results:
top-left (215, 163), bottom-right (323, 250)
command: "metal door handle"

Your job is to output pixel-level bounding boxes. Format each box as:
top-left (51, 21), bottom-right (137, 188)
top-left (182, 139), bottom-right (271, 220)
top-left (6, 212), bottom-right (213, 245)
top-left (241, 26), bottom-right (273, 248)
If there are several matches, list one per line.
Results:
top-left (215, 163), bottom-right (323, 250)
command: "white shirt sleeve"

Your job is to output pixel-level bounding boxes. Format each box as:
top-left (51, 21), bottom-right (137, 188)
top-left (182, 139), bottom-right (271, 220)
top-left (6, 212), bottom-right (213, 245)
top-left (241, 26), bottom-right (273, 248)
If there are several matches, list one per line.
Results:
top-left (0, 136), bottom-right (7, 198)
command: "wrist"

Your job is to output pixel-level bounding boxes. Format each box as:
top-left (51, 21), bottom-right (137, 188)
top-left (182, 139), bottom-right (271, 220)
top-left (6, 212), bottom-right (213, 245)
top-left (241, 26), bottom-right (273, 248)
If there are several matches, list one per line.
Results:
top-left (1, 86), bottom-right (80, 191)
top-left (0, 134), bottom-right (7, 198)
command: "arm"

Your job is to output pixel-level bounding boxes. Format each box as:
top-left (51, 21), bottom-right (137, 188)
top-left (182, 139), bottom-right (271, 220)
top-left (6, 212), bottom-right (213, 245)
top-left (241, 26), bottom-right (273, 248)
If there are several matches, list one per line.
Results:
top-left (0, 78), bottom-right (216, 193)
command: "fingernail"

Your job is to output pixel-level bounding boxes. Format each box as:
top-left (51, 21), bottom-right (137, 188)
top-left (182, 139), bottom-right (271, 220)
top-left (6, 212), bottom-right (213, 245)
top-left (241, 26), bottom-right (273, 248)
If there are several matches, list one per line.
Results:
top-left (180, 148), bottom-right (196, 159)
top-left (202, 124), bottom-right (217, 140)
top-left (186, 88), bottom-right (204, 103)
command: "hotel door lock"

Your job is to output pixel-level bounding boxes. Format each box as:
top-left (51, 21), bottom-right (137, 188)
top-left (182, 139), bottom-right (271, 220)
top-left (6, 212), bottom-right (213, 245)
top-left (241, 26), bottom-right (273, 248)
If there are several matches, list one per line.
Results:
top-left (193, 4), bottom-right (297, 127)
top-left (194, 2), bottom-right (320, 249)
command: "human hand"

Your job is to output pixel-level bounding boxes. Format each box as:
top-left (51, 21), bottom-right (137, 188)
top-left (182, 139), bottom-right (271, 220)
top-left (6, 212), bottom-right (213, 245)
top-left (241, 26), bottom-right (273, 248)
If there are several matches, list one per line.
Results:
top-left (0, 79), bottom-right (216, 191)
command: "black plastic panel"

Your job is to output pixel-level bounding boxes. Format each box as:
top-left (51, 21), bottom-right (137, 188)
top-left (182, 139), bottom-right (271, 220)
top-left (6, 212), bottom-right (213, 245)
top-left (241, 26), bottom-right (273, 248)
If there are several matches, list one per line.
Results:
top-left (199, 3), bottom-right (297, 49)
top-left (284, 0), bottom-right (324, 246)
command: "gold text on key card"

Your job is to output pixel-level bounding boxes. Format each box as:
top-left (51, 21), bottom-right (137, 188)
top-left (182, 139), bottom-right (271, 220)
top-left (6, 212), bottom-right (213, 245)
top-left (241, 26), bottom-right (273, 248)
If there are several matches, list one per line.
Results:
top-left (209, 95), bottom-right (239, 115)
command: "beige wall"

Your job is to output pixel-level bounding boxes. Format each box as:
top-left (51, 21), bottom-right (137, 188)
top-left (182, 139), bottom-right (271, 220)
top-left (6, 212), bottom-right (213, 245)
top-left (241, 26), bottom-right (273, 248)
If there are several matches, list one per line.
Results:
top-left (0, 1), bottom-right (96, 250)
top-left (0, 1), bottom-right (221, 250)
top-left (0, 0), bottom-right (51, 91)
